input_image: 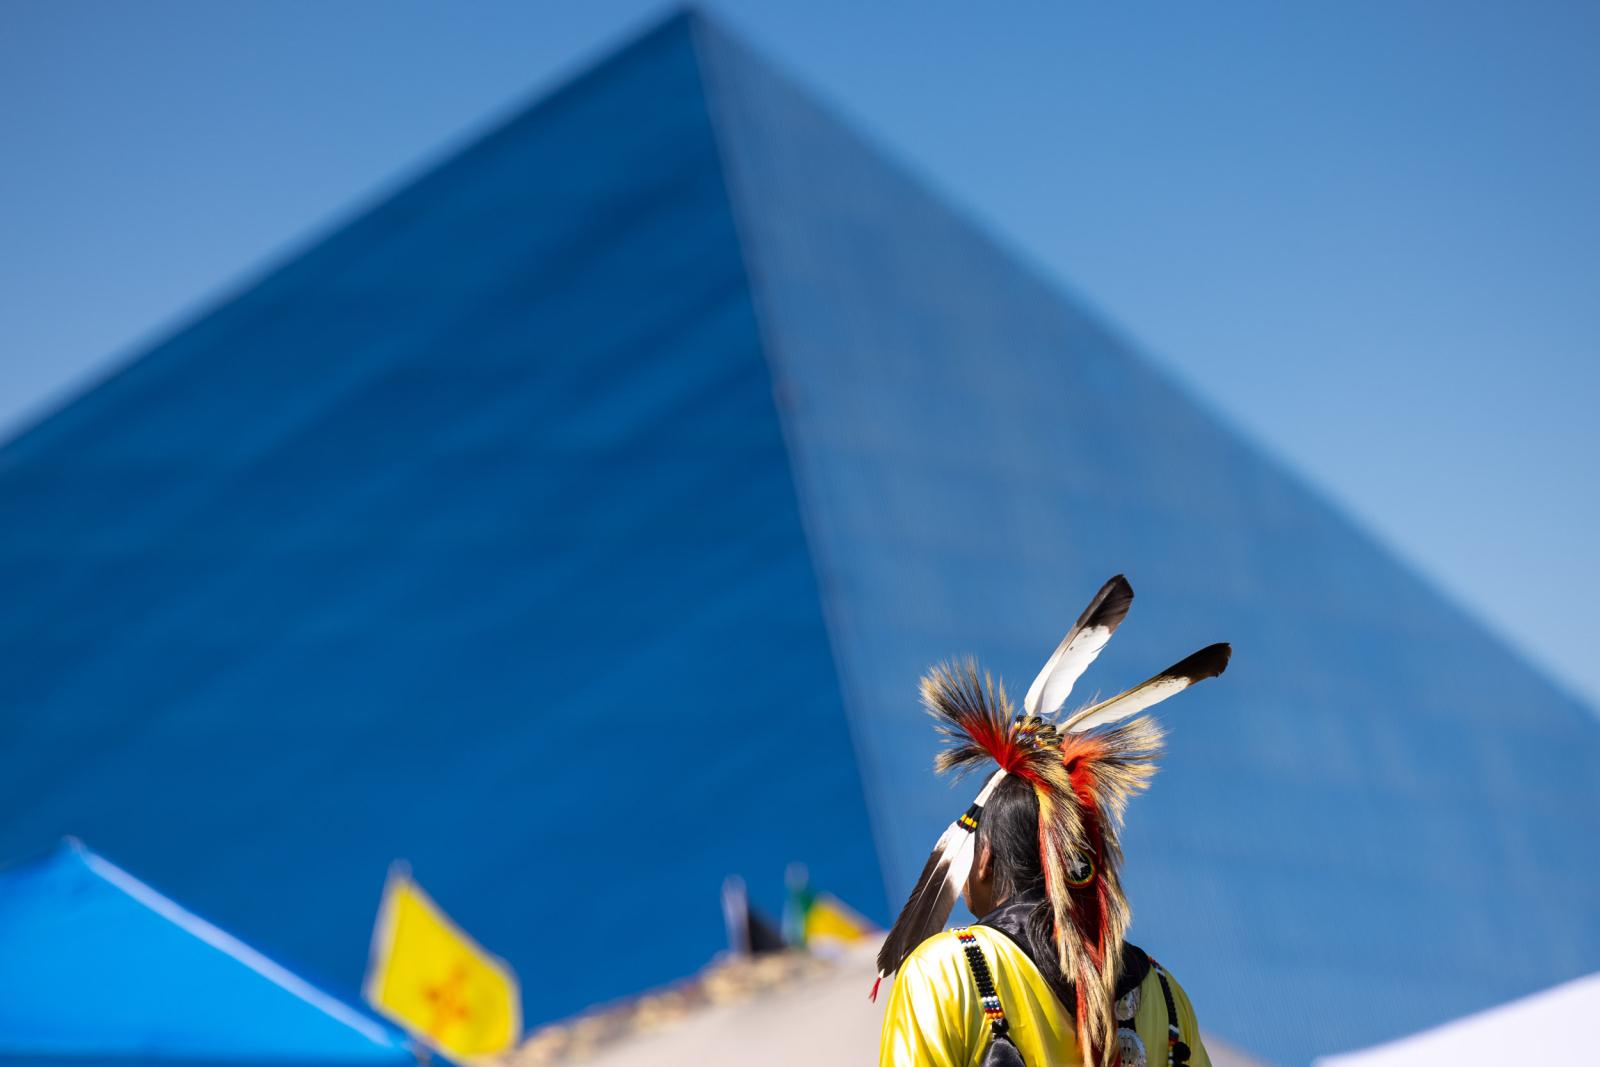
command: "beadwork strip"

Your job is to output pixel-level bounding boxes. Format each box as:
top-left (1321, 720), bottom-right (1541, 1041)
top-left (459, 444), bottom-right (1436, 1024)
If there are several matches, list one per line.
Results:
top-left (953, 928), bottom-right (1011, 1039)
top-left (1150, 960), bottom-right (1191, 1067)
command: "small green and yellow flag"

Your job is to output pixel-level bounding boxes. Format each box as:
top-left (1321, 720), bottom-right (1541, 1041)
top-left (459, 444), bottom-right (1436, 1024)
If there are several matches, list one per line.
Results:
top-left (784, 863), bottom-right (876, 951)
top-left (363, 864), bottom-right (520, 1059)
top-left (799, 891), bottom-right (875, 947)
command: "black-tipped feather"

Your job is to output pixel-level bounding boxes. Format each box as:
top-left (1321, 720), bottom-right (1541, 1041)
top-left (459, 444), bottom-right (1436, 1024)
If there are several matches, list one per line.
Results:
top-left (874, 810), bottom-right (977, 979)
top-left (1024, 575), bottom-right (1135, 717)
top-left (1171, 642), bottom-right (1232, 683)
top-left (1062, 642), bottom-right (1232, 734)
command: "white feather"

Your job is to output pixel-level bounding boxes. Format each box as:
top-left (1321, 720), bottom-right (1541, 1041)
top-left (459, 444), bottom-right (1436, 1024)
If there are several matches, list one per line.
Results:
top-left (1063, 642), bottom-right (1231, 733)
top-left (927, 770), bottom-right (1006, 920)
top-left (973, 769), bottom-right (1007, 805)
top-left (1024, 576), bottom-right (1135, 717)
top-left (937, 831), bottom-right (976, 910)
top-left (876, 770), bottom-right (1007, 979)
top-left (1064, 675), bottom-right (1192, 733)
top-left (1025, 622), bottom-right (1117, 716)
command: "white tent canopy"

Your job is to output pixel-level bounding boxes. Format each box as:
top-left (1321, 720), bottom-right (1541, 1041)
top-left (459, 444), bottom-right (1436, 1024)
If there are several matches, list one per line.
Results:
top-left (1315, 973), bottom-right (1600, 1067)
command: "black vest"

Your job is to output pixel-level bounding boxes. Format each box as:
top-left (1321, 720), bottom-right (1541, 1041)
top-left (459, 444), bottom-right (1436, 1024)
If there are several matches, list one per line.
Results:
top-left (977, 890), bottom-right (1150, 1016)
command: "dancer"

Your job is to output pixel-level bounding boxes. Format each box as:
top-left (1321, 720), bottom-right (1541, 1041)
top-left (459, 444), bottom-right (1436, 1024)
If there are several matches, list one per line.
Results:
top-left (877, 576), bottom-right (1227, 1067)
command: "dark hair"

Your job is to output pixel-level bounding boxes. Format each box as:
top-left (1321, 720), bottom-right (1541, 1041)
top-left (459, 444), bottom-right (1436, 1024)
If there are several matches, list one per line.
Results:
top-left (976, 773), bottom-right (1071, 997)
top-left (977, 773), bottom-right (1047, 901)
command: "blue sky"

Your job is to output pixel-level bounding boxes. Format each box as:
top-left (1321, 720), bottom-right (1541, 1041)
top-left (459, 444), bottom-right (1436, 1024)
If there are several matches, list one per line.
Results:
top-left (2, 1), bottom-right (1596, 706)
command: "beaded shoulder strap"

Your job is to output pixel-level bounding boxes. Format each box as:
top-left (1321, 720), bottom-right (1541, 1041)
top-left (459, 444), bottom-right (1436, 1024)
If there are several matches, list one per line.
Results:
top-left (953, 928), bottom-right (1010, 1041)
top-left (1149, 960), bottom-right (1192, 1067)
top-left (952, 927), bottom-right (1030, 1067)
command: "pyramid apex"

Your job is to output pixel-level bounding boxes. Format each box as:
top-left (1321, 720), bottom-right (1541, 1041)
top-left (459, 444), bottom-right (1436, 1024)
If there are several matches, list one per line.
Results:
top-left (628, 3), bottom-right (732, 44)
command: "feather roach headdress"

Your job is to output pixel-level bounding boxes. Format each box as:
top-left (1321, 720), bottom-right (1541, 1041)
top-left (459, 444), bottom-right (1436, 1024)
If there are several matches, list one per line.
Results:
top-left (873, 575), bottom-right (1230, 1067)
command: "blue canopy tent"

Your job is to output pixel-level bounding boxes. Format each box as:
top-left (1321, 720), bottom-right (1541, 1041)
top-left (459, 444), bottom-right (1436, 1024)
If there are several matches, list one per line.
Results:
top-left (0, 840), bottom-right (415, 1066)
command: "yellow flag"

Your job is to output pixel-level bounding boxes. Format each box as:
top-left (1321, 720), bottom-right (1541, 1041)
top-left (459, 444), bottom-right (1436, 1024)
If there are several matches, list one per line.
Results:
top-left (363, 865), bottom-right (520, 1058)
top-left (803, 892), bottom-right (874, 948)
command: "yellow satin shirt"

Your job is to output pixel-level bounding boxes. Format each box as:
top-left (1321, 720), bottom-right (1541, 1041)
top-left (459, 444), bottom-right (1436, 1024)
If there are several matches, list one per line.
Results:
top-left (879, 926), bottom-right (1210, 1067)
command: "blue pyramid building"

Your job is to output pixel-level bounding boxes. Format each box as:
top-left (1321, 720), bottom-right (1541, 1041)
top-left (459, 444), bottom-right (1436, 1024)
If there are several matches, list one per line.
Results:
top-left (1, 12), bottom-right (1595, 1064)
